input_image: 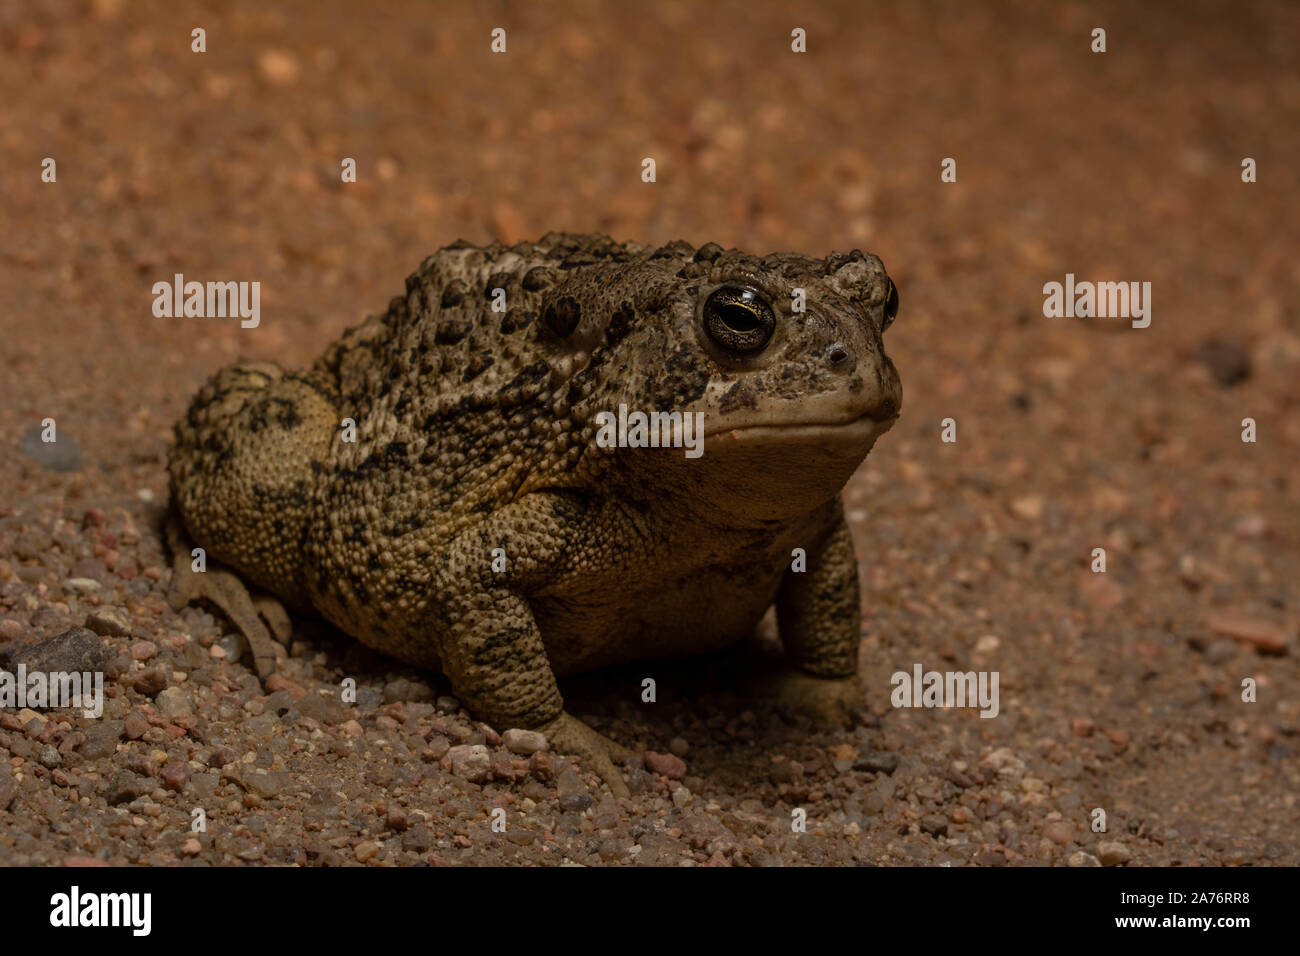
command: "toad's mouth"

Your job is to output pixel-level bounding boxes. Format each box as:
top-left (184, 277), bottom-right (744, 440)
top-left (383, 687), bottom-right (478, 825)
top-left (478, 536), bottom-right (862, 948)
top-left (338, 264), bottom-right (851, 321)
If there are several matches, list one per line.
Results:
top-left (705, 409), bottom-right (899, 446)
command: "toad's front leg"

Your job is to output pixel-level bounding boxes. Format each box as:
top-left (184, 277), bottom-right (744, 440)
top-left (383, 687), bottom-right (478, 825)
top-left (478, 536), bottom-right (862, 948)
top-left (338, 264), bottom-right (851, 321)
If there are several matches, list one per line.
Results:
top-left (759, 504), bottom-right (865, 724)
top-left (431, 494), bottom-right (637, 797)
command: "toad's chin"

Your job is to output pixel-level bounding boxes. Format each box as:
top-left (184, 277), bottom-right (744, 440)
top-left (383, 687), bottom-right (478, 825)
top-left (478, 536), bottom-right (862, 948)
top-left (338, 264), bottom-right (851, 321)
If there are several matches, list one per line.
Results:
top-left (640, 412), bottom-right (898, 524)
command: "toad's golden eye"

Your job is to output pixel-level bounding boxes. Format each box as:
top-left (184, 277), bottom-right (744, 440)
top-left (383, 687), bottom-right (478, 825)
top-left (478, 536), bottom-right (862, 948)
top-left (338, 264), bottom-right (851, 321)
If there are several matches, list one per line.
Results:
top-left (883, 278), bottom-right (899, 331)
top-left (703, 286), bottom-right (776, 354)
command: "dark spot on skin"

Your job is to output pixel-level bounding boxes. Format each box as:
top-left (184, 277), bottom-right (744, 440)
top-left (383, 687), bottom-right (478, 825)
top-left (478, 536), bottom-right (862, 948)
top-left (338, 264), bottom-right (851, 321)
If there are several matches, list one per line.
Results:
top-left (245, 399), bottom-right (271, 433)
top-left (440, 281), bottom-right (467, 308)
top-left (435, 319), bottom-right (469, 345)
top-left (502, 359), bottom-right (551, 391)
top-left (543, 296), bottom-right (581, 338)
top-left (652, 239), bottom-right (694, 260)
top-left (522, 267), bottom-right (555, 292)
top-left (694, 242), bottom-right (723, 262)
top-left (500, 309), bottom-right (534, 334)
top-left (463, 352), bottom-right (495, 382)
top-left (486, 272), bottom-right (514, 297)
top-left (664, 346), bottom-right (709, 403)
top-left (605, 303), bottom-right (636, 347)
top-left (269, 397), bottom-right (301, 430)
top-left (719, 380), bottom-right (759, 413)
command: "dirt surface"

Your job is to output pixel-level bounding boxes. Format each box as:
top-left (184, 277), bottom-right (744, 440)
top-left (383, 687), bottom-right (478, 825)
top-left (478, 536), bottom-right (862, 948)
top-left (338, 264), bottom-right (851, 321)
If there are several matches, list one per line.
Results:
top-left (1, 0), bottom-right (1297, 867)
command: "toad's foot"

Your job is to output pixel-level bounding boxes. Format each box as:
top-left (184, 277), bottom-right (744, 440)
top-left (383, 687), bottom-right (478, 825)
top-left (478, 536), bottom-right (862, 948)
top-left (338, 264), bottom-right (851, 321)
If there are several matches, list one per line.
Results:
top-left (750, 670), bottom-right (863, 727)
top-left (165, 516), bottom-right (288, 680)
top-left (538, 711), bottom-right (636, 799)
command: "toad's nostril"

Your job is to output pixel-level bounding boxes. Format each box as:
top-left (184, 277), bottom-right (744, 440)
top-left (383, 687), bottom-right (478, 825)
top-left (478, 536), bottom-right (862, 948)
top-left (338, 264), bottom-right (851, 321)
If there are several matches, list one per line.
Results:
top-left (828, 344), bottom-right (850, 366)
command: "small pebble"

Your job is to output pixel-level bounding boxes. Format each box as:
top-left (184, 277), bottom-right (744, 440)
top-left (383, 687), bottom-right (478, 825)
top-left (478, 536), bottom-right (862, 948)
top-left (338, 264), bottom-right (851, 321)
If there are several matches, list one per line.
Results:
top-left (556, 768), bottom-right (592, 812)
top-left (853, 751), bottom-right (900, 774)
top-left (645, 751), bottom-right (687, 780)
top-left (85, 607), bottom-right (132, 638)
top-left (1096, 840), bottom-right (1131, 866)
top-left (155, 687), bottom-right (193, 717)
top-left (444, 744), bottom-right (491, 783)
top-left (502, 728), bottom-right (548, 755)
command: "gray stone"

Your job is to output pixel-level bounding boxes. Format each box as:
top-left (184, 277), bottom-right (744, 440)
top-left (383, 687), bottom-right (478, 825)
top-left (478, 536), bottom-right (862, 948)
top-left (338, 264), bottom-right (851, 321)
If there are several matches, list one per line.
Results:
top-left (853, 751), bottom-right (900, 774)
top-left (155, 687), bottom-right (193, 717)
top-left (556, 767), bottom-right (592, 811)
top-left (0, 627), bottom-right (109, 675)
top-left (78, 720), bottom-right (124, 759)
top-left (242, 771), bottom-right (289, 798)
top-left (20, 425), bottom-right (81, 472)
top-left (105, 771), bottom-right (150, 805)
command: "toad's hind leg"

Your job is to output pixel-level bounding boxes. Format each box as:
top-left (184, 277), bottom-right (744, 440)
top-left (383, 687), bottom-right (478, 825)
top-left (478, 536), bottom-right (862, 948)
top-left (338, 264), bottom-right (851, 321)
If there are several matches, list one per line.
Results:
top-left (165, 516), bottom-right (286, 678)
top-left (167, 360), bottom-right (338, 677)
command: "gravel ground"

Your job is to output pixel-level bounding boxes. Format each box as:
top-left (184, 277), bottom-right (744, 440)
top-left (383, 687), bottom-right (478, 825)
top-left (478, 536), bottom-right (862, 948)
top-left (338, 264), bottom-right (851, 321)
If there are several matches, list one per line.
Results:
top-left (1, 0), bottom-right (1297, 866)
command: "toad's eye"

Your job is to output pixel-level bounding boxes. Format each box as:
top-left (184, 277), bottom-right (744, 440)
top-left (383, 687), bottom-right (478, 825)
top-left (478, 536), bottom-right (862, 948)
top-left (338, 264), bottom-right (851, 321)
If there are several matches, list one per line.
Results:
top-left (882, 278), bottom-right (899, 331)
top-left (703, 286), bottom-right (776, 354)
